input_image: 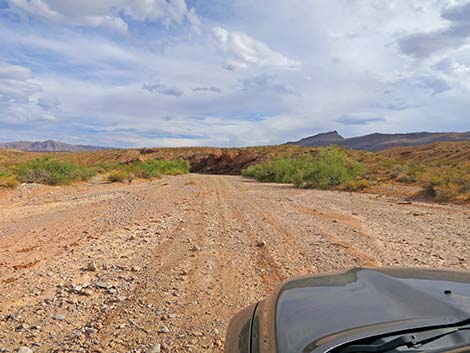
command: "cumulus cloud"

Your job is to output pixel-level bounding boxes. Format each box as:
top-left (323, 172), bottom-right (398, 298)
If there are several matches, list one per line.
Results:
top-left (239, 73), bottom-right (299, 96)
top-left (142, 83), bottom-right (184, 97)
top-left (397, 1), bottom-right (470, 59)
top-left (192, 86), bottom-right (222, 93)
top-left (336, 115), bottom-right (385, 126)
top-left (212, 26), bottom-right (301, 71)
top-left (414, 76), bottom-right (452, 95)
top-left (0, 61), bottom-right (58, 123)
top-left (6, 0), bottom-right (199, 33)
top-left (0, 61), bottom-right (38, 101)
top-left (386, 74), bottom-right (453, 96)
top-left (2, 0), bottom-right (470, 147)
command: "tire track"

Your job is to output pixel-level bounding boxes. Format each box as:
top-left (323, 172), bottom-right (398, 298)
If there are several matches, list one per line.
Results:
top-left (213, 177), bottom-right (287, 288)
top-left (229, 177), bottom-right (381, 268)
top-left (219, 177), bottom-right (310, 276)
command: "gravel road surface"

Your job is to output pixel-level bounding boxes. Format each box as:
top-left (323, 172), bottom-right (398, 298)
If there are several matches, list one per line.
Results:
top-left (0, 174), bottom-right (469, 352)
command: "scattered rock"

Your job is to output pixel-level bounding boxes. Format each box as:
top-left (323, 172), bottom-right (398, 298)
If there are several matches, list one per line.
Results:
top-left (96, 281), bottom-right (112, 289)
top-left (15, 323), bottom-right (28, 332)
top-left (131, 265), bottom-right (142, 272)
top-left (158, 327), bottom-right (170, 334)
top-left (147, 344), bottom-right (161, 353)
top-left (18, 347), bottom-right (33, 353)
top-left (85, 262), bottom-right (97, 272)
top-left (84, 327), bottom-right (97, 335)
top-left (53, 313), bottom-right (65, 321)
top-left (256, 240), bottom-right (266, 247)
top-left (396, 201), bottom-right (412, 205)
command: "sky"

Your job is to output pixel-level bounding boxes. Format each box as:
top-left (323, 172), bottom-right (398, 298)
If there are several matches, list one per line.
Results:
top-left (0, 0), bottom-right (470, 148)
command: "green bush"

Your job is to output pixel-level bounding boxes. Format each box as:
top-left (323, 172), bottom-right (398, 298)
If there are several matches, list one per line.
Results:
top-left (243, 147), bottom-right (365, 190)
top-left (15, 158), bottom-right (96, 185)
top-left (242, 156), bottom-right (312, 183)
top-left (107, 170), bottom-right (128, 183)
top-left (293, 148), bottom-right (364, 189)
top-left (122, 159), bottom-right (190, 179)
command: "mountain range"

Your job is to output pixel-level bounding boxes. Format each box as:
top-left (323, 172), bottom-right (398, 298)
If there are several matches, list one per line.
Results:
top-left (2, 131), bottom-right (470, 152)
top-left (0, 140), bottom-right (107, 152)
top-left (287, 131), bottom-right (470, 151)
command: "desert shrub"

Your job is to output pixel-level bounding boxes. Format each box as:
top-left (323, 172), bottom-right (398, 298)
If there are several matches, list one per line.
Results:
top-left (293, 147), bottom-right (364, 189)
top-left (0, 165), bottom-right (19, 188)
top-left (342, 179), bottom-right (370, 191)
top-left (243, 147), bottom-right (365, 190)
top-left (0, 175), bottom-right (19, 188)
top-left (15, 158), bottom-right (96, 185)
top-left (107, 170), bottom-right (128, 183)
top-left (242, 156), bottom-right (312, 183)
top-left (420, 167), bottom-right (470, 201)
top-left (92, 162), bottom-right (120, 173)
top-left (389, 163), bottom-right (425, 183)
top-left (121, 159), bottom-right (190, 179)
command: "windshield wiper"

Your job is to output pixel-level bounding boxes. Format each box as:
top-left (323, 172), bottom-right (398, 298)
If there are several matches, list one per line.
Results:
top-left (338, 324), bottom-right (470, 353)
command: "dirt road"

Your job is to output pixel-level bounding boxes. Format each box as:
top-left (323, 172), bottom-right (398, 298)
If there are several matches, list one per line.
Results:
top-left (1, 174), bottom-right (469, 352)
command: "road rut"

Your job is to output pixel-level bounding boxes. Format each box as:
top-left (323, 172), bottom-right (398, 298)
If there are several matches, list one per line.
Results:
top-left (0, 174), bottom-right (469, 352)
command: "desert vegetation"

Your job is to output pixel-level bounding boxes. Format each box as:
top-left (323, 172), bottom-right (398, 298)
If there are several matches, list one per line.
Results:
top-left (242, 144), bottom-right (470, 202)
top-left (242, 147), bottom-right (368, 190)
top-left (107, 159), bottom-right (190, 183)
top-left (1, 142), bottom-right (469, 202)
top-left (0, 157), bottom-right (190, 187)
top-left (0, 165), bottom-right (19, 188)
top-left (15, 158), bottom-right (97, 185)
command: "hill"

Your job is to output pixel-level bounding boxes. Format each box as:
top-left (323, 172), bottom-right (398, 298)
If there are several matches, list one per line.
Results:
top-left (1, 141), bottom-right (469, 201)
top-left (379, 141), bottom-right (470, 164)
top-left (289, 131), bottom-right (470, 151)
top-left (0, 140), bottom-right (107, 152)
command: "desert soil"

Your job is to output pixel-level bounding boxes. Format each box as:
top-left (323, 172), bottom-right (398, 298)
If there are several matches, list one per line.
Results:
top-left (0, 174), bottom-right (469, 353)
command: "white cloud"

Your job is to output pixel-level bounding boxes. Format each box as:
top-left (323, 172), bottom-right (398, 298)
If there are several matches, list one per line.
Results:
top-left (0, 61), bottom-right (60, 123)
top-left (6, 0), bottom-right (199, 33)
top-left (0, 61), bottom-right (37, 101)
top-left (0, 62), bottom-right (32, 80)
top-left (212, 26), bottom-right (301, 71)
top-left (1, 0), bottom-right (470, 146)
top-left (397, 1), bottom-right (470, 59)
top-left (142, 82), bottom-right (184, 97)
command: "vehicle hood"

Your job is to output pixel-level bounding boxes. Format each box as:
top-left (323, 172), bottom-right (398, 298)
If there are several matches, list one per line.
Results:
top-left (275, 268), bottom-right (470, 353)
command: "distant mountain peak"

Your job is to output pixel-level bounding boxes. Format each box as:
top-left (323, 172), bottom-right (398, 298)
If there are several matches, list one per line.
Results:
top-left (286, 130), bottom-right (345, 147)
top-left (288, 131), bottom-right (470, 151)
top-left (0, 140), bottom-right (107, 152)
top-left (315, 130), bottom-right (344, 139)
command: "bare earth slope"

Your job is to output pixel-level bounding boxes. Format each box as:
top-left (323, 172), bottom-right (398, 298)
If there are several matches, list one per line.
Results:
top-left (1, 175), bottom-right (469, 352)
